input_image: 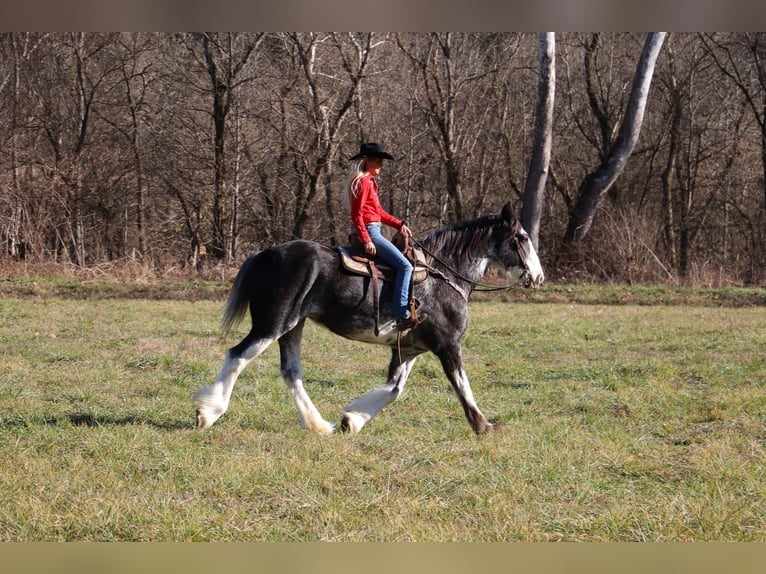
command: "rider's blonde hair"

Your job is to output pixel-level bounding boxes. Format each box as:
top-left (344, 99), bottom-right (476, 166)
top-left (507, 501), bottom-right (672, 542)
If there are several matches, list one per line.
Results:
top-left (341, 159), bottom-right (367, 213)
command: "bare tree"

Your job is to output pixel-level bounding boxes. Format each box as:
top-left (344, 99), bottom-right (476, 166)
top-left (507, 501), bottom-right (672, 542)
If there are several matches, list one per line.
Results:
top-left (397, 33), bottom-right (515, 223)
top-left (521, 32), bottom-right (555, 250)
top-left (179, 32), bottom-right (264, 262)
top-left (25, 33), bottom-right (121, 265)
top-left (283, 32), bottom-right (374, 242)
top-left (104, 32), bottom-right (160, 260)
top-left (1, 33), bottom-right (48, 259)
top-left (562, 32), bottom-right (667, 246)
top-left (2, 33), bottom-right (765, 285)
top-left (701, 33), bottom-right (766, 216)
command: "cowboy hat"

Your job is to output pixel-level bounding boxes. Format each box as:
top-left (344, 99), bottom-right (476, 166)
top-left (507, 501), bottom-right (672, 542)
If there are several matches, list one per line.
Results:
top-left (349, 142), bottom-right (394, 161)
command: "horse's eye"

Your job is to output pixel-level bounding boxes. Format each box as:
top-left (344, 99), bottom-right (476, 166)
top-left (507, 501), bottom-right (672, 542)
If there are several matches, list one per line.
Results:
top-left (517, 235), bottom-right (528, 243)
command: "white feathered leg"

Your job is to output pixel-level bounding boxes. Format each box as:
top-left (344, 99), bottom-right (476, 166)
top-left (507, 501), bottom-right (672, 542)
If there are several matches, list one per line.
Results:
top-left (340, 355), bottom-right (417, 433)
top-left (195, 338), bottom-right (273, 429)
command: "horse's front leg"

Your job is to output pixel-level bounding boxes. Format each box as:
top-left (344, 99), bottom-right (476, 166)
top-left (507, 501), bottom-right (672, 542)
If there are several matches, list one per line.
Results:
top-left (340, 351), bottom-right (418, 433)
top-left (438, 344), bottom-right (498, 434)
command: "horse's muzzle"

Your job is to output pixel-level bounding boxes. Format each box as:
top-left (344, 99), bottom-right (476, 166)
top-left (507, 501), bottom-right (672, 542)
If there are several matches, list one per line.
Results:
top-left (524, 272), bottom-right (544, 289)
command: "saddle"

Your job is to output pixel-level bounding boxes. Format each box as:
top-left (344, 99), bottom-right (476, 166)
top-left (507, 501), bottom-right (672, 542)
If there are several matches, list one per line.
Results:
top-left (333, 231), bottom-right (430, 336)
top-left (334, 243), bottom-right (429, 283)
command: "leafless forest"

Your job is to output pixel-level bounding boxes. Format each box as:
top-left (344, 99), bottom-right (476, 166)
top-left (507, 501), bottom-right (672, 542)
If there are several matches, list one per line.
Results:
top-left (1, 32), bottom-right (765, 286)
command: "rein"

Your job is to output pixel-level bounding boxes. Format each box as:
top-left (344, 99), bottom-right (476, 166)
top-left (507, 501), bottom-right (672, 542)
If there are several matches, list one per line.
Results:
top-left (412, 236), bottom-right (530, 298)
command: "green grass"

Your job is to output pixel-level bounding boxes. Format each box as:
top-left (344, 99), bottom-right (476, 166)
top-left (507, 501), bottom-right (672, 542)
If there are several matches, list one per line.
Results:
top-left (1, 292), bottom-right (765, 540)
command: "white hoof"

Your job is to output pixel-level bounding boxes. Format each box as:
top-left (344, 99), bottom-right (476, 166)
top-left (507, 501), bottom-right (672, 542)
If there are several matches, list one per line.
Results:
top-left (311, 419), bottom-right (336, 435)
top-left (301, 414), bottom-right (336, 435)
top-left (340, 411), bottom-right (366, 433)
top-left (194, 387), bottom-right (227, 429)
top-left (195, 408), bottom-right (224, 429)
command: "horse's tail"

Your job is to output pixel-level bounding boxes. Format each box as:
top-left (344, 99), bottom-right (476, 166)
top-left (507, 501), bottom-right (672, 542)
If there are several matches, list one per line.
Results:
top-left (221, 254), bottom-right (256, 337)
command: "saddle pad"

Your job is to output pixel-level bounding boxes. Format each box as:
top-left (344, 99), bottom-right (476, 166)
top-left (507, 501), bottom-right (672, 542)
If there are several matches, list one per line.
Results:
top-left (335, 247), bottom-right (429, 283)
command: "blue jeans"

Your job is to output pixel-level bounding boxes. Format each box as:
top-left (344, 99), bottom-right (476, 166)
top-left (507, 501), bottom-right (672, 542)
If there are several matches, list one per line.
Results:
top-left (367, 223), bottom-right (413, 319)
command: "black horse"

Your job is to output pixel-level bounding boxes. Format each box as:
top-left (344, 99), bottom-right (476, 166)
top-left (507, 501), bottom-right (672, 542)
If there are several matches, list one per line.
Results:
top-left (194, 203), bottom-right (544, 435)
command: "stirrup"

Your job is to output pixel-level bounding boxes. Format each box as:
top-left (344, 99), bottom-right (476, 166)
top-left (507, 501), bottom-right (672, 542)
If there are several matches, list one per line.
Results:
top-left (395, 312), bottom-right (427, 332)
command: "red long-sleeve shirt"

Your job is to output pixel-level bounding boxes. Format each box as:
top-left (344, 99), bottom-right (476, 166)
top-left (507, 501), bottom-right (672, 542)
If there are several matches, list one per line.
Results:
top-left (349, 174), bottom-right (402, 244)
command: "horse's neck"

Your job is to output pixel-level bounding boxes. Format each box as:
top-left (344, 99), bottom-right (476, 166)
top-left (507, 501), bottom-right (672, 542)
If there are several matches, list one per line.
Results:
top-left (455, 255), bottom-right (491, 286)
top-left (422, 218), bottom-right (497, 289)
top-left (427, 243), bottom-right (491, 288)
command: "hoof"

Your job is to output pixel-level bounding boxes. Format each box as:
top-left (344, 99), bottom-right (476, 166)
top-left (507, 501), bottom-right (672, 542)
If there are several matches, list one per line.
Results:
top-left (475, 421), bottom-right (503, 435)
top-left (193, 386), bottom-right (226, 430)
top-left (196, 410), bottom-right (209, 429)
top-left (339, 412), bottom-right (365, 433)
top-left (312, 420), bottom-right (336, 435)
top-left (195, 408), bottom-right (223, 430)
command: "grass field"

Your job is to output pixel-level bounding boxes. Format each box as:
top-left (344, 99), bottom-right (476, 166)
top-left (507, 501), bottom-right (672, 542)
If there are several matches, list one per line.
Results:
top-left (1, 283), bottom-right (765, 541)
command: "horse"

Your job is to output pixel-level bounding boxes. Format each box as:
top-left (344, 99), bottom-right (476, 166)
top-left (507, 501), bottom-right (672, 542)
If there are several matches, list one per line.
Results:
top-left (194, 203), bottom-right (545, 435)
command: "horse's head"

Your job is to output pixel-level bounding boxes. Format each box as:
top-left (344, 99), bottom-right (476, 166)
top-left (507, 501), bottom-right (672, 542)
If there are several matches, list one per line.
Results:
top-left (492, 203), bottom-right (545, 289)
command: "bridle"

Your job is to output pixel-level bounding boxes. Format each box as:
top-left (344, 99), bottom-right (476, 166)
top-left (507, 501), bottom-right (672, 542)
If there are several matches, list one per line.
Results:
top-left (511, 233), bottom-right (533, 288)
top-left (411, 230), bottom-right (533, 300)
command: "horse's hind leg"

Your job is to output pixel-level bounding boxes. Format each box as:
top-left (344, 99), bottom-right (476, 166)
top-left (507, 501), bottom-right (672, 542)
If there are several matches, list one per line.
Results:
top-left (279, 320), bottom-right (335, 434)
top-left (340, 350), bottom-right (418, 433)
top-left (195, 333), bottom-right (274, 429)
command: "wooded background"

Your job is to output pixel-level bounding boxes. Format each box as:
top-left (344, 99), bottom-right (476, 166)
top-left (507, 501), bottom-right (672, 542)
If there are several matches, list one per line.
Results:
top-left (1, 32), bottom-right (764, 286)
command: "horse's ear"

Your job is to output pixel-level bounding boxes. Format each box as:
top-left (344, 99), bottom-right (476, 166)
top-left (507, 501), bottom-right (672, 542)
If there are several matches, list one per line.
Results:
top-left (501, 203), bottom-right (516, 224)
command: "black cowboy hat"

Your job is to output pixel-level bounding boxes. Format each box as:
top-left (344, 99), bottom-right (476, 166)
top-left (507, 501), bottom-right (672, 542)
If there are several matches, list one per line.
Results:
top-left (349, 142), bottom-right (394, 161)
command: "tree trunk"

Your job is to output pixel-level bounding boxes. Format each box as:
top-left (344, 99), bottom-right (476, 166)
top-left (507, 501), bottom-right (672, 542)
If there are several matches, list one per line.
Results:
top-left (762, 96), bottom-right (766, 215)
top-left (661, 42), bottom-right (681, 272)
top-left (206, 35), bottom-right (229, 261)
top-left (436, 33), bottom-right (463, 222)
top-left (8, 34), bottom-right (23, 258)
top-left (230, 111), bottom-right (241, 260)
top-left (563, 32), bottom-right (667, 245)
top-left (199, 33), bottom-right (262, 261)
top-left (521, 32), bottom-right (555, 250)
top-left (125, 75), bottom-right (147, 258)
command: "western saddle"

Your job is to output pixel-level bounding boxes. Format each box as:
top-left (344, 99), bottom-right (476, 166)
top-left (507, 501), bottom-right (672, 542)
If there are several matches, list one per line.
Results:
top-left (333, 231), bottom-right (429, 335)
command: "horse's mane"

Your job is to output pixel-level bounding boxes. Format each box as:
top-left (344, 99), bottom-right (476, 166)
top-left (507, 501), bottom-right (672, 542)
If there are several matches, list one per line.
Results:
top-left (421, 213), bottom-right (505, 260)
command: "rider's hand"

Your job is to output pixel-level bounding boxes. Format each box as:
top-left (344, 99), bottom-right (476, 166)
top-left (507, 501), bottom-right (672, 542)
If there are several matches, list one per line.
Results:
top-left (400, 224), bottom-right (413, 238)
top-left (365, 241), bottom-right (377, 255)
